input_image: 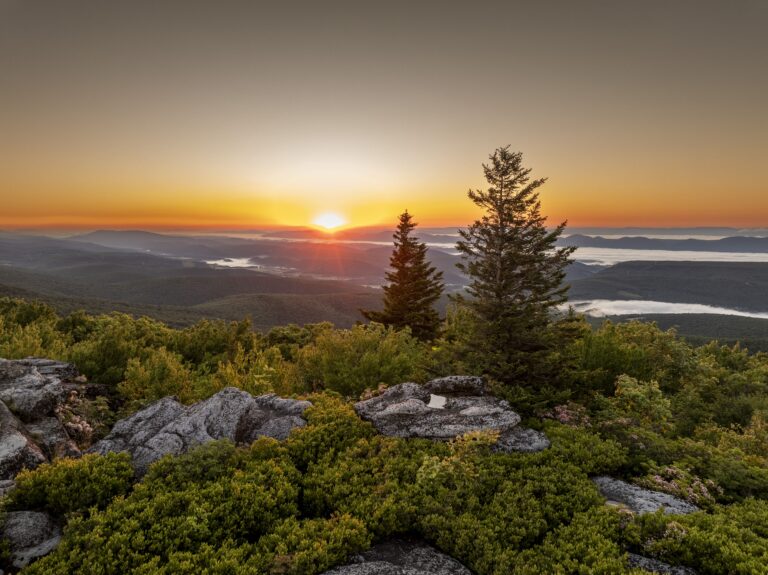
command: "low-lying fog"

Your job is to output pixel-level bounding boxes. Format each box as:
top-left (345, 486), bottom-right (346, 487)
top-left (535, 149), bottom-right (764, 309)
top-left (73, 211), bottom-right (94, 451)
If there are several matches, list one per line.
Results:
top-left (569, 300), bottom-right (768, 319)
top-left (571, 248), bottom-right (768, 266)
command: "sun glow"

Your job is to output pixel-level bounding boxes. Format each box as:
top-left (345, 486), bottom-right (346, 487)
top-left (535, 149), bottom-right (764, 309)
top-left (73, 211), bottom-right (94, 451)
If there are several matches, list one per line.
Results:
top-left (312, 212), bottom-right (347, 231)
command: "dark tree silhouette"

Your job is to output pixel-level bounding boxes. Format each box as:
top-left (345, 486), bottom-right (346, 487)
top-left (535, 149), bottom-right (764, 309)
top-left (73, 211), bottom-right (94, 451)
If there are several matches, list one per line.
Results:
top-left (454, 146), bottom-right (576, 386)
top-left (362, 211), bottom-right (444, 340)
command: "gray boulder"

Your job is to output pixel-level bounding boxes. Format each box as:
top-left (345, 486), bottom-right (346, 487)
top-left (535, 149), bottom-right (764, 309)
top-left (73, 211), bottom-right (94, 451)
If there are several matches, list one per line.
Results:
top-left (0, 358), bottom-right (102, 480)
top-left (91, 388), bottom-right (311, 475)
top-left (324, 539), bottom-right (472, 575)
top-left (0, 401), bottom-right (46, 480)
top-left (495, 426), bottom-right (551, 453)
top-left (628, 553), bottom-right (698, 574)
top-left (0, 360), bottom-right (66, 422)
top-left (25, 417), bottom-right (81, 460)
top-left (423, 376), bottom-right (486, 396)
top-left (354, 378), bottom-right (551, 452)
top-left (1, 511), bottom-right (61, 569)
top-left (11, 359), bottom-right (79, 382)
top-left (0, 479), bottom-right (16, 498)
top-left (355, 383), bottom-right (431, 419)
top-left (593, 476), bottom-right (699, 515)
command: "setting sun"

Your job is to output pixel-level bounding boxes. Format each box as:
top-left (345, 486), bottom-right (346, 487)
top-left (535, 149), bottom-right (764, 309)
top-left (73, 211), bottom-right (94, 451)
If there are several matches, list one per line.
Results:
top-left (312, 212), bottom-right (347, 231)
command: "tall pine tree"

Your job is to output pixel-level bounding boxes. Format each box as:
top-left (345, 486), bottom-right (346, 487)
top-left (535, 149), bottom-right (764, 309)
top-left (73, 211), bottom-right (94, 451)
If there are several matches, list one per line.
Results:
top-left (362, 211), bottom-right (444, 340)
top-left (454, 146), bottom-right (576, 388)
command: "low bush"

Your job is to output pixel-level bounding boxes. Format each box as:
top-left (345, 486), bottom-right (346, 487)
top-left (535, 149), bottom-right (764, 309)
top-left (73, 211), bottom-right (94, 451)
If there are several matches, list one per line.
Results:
top-left (6, 452), bottom-right (134, 516)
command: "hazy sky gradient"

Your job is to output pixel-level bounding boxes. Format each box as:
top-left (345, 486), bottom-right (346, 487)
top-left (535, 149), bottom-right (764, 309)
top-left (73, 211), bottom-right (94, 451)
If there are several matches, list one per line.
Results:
top-left (1, 0), bottom-right (766, 229)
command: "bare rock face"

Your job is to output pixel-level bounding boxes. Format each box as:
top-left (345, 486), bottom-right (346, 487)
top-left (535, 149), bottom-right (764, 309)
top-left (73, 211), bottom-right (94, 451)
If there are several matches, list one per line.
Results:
top-left (0, 479), bottom-right (16, 498)
top-left (495, 426), bottom-right (551, 453)
top-left (24, 417), bottom-right (81, 460)
top-left (90, 388), bottom-right (311, 475)
top-left (0, 358), bottom-right (102, 480)
top-left (354, 377), bottom-right (549, 452)
top-left (323, 539), bottom-right (472, 575)
top-left (0, 401), bottom-right (46, 480)
top-left (593, 476), bottom-right (699, 515)
top-left (1, 511), bottom-right (62, 569)
top-left (628, 553), bottom-right (698, 574)
top-left (423, 376), bottom-right (487, 396)
top-left (0, 360), bottom-right (66, 422)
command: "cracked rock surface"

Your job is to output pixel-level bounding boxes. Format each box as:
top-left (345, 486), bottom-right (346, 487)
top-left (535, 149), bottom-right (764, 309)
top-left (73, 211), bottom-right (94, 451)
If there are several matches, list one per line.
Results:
top-left (90, 387), bottom-right (312, 475)
top-left (593, 476), bottom-right (699, 515)
top-left (628, 553), bottom-right (698, 574)
top-left (0, 358), bottom-right (101, 480)
top-left (354, 377), bottom-right (549, 452)
top-left (323, 539), bottom-right (472, 575)
top-left (1, 511), bottom-right (62, 570)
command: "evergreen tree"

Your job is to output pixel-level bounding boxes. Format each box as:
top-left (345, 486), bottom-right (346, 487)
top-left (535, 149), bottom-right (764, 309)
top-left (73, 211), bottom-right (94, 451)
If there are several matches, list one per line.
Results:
top-left (454, 146), bottom-right (576, 389)
top-left (362, 211), bottom-right (444, 340)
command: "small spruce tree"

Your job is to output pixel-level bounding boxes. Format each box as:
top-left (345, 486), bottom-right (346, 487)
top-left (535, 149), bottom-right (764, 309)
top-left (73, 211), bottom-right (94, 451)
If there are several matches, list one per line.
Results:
top-left (454, 146), bottom-right (576, 390)
top-left (362, 211), bottom-right (444, 340)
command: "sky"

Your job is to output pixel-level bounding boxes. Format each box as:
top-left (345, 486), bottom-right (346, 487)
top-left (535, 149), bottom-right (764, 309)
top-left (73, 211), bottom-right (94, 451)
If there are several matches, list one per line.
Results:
top-left (1, 0), bottom-right (766, 230)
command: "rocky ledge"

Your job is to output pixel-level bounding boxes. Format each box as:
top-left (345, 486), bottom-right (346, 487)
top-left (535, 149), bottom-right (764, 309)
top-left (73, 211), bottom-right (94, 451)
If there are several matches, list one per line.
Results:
top-left (0, 358), bottom-right (105, 480)
top-left (0, 511), bottom-right (61, 570)
top-left (628, 553), bottom-right (698, 574)
top-left (354, 376), bottom-right (550, 453)
top-left (593, 476), bottom-right (699, 515)
top-left (323, 539), bottom-right (472, 575)
top-left (90, 387), bottom-right (312, 475)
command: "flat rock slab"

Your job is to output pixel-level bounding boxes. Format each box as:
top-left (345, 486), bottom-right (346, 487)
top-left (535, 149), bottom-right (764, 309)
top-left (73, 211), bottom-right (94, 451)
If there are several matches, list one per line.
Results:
top-left (10, 359), bottom-right (79, 381)
top-left (90, 388), bottom-right (311, 475)
top-left (628, 553), bottom-right (698, 574)
top-left (355, 378), bottom-right (549, 452)
top-left (494, 426), bottom-right (551, 453)
top-left (1, 511), bottom-right (62, 569)
top-left (324, 539), bottom-right (472, 575)
top-left (423, 376), bottom-right (487, 396)
top-left (593, 476), bottom-right (699, 515)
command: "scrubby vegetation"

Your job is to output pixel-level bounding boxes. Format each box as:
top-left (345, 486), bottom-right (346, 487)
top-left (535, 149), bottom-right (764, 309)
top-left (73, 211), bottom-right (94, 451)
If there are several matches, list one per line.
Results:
top-left (3, 295), bottom-right (768, 573)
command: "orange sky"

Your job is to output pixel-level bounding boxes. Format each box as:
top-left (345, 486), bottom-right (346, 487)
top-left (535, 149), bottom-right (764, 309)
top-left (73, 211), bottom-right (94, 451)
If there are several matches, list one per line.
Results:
top-left (1, 1), bottom-right (766, 231)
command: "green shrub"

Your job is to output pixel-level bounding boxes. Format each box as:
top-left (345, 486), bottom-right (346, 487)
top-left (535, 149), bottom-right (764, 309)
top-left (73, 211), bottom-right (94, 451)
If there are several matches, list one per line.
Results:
top-left (0, 298), bottom-right (68, 359)
top-left (294, 323), bottom-right (425, 397)
top-left (118, 346), bottom-right (194, 404)
top-left (6, 452), bottom-right (133, 515)
top-left (535, 422), bottom-right (628, 476)
top-left (572, 321), bottom-right (696, 396)
top-left (512, 507), bottom-right (637, 574)
top-left (65, 313), bottom-right (174, 385)
top-left (25, 439), bottom-right (302, 574)
top-left (286, 394), bottom-right (376, 470)
top-left (170, 318), bottom-right (259, 371)
top-left (303, 434), bottom-right (435, 537)
top-left (255, 514), bottom-right (370, 575)
top-left (630, 499), bottom-right (768, 575)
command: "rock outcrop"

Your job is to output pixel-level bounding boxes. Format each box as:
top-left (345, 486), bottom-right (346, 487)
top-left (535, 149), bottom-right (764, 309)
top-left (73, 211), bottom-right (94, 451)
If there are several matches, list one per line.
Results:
top-left (0, 511), bottom-right (62, 570)
top-left (493, 426), bottom-right (551, 453)
top-left (628, 553), bottom-right (698, 574)
top-left (0, 358), bottom-right (100, 480)
top-left (593, 476), bottom-right (699, 515)
top-left (323, 539), bottom-right (472, 575)
top-left (90, 387), bottom-right (312, 475)
top-left (354, 376), bottom-right (549, 453)
top-left (0, 401), bottom-right (46, 480)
